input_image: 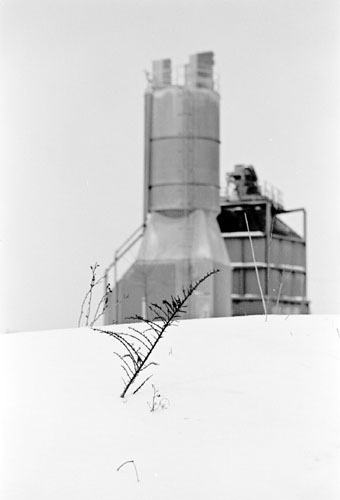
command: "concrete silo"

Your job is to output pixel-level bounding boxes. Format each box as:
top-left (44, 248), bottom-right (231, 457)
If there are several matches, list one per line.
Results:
top-left (107, 52), bottom-right (232, 323)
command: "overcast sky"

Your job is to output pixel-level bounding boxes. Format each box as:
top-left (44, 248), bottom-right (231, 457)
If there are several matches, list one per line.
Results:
top-left (1, 0), bottom-right (339, 332)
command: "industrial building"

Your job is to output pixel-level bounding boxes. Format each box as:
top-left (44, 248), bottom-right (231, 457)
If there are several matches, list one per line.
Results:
top-left (218, 165), bottom-right (309, 315)
top-left (104, 52), bottom-right (309, 324)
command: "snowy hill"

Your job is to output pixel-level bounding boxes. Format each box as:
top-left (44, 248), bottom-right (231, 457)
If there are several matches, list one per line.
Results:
top-left (1, 315), bottom-right (340, 499)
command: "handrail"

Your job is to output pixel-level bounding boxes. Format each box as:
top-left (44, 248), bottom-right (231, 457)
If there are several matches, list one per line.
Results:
top-left (104, 223), bottom-right (145, 323)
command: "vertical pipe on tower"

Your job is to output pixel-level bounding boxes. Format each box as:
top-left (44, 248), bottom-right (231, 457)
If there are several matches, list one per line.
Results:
top-left (143, 91), bottom-right (153, 227)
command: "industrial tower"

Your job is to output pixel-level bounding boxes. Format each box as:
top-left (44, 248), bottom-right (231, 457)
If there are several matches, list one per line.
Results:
top-left (105, 52), bottom-right (232, 323)
top-left (104, 52), bottom-right (309, 324)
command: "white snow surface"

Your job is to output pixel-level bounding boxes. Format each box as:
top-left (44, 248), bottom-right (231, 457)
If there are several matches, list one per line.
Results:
top-left (1, 315), bottom-right (340, 499)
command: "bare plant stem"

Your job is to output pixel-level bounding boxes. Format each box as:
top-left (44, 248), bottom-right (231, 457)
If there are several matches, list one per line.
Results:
top-left (275, 272), bottom-right (288, 314)
top-left (244, 213), bottom-right (267, 319)
top-left (117, 460), bottom-right (140, 483)
top-left (122, 270), bottom-right (218, 398)
top-left (275, 280), bottom-right (284, 314)
top-left (147, 384), bottom-right (170, 412)
top-left (91, 282), bottom-right (112, 326)
top-left (85, 263), bottom-right (99, 325)
top-left (78, 263), bottom-right (113, 327)
top-left (95, 269), bottom-right (219, 398)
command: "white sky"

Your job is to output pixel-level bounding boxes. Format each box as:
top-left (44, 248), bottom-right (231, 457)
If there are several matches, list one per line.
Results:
top-left (1, 0), bottom-right (340, 332)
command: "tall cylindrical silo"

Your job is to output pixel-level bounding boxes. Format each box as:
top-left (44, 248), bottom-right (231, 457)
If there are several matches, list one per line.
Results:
top-left (147, 86), bottom-right (220, 213)
top-left (115, 53), bottom-right (232, 322)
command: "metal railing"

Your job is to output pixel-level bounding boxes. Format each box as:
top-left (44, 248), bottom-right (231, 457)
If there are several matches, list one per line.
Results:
top-left (104, 224), bottom-right (145, 323)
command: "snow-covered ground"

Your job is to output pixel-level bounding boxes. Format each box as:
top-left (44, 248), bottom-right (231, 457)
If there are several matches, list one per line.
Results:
top-left (1, 315), bottom-right (340, 499)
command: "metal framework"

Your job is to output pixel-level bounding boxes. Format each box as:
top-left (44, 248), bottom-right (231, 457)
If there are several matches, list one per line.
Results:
top-left (218, 198), bottom-right (309, 315)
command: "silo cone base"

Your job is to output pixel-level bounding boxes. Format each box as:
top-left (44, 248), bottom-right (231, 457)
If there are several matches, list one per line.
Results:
top-left (114, 210), bottom-right (232, 322)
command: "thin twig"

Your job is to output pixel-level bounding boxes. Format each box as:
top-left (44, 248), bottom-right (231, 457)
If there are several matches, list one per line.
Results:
top-left (91, 283), bottom-right (112, 326)
top-left (244, 213), bottom-right (267, 320)
top-left (132, 374), bottom-right (153, 395)
top-left (85, 263), bottom-right (99, 326)
top-left (78, 263), bottom-right (111, 327)
top-left (119, 331), bottom-right (153, 351)
top-left (117, 460), bottom-right (140, 483)
top-left (275, 273), bottom-right (288, 314)
top-left (275, 281), bottom-right (284, 314)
